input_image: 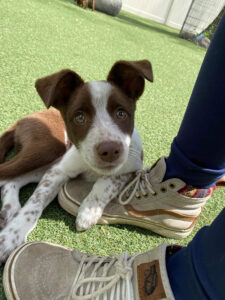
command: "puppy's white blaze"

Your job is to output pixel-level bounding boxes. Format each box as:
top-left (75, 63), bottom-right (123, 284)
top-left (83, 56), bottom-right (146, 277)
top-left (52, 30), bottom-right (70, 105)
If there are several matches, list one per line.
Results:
top-left (88, 80), bottom-right (131, 147)
top-left (78, 81), bottom-right (132, 174)
top-left (88, 81), bottom-right (112, 105)
top-left (88, 81), bottom-right (114, 129)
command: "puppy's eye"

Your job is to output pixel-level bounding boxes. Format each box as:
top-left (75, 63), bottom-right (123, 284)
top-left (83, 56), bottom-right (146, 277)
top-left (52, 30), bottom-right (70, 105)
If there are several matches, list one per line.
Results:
top-left (116, 109), bottom-right (127, 120)
top-left (74, 112), bottom-right (86, 124)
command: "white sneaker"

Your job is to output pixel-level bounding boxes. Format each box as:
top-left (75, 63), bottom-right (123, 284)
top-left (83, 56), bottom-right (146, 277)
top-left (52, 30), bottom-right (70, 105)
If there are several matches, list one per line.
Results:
top-left (58, 157), bottom-right (215, 239)
top-left (4, 241), bottom-right (177, 299)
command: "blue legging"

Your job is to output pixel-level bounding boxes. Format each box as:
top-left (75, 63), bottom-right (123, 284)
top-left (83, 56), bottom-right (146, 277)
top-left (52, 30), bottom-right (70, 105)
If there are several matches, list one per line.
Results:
top-left (166, 13), bottom-right (225, 300)
top-left (165, 13), bottom-right (225, 188)
top-left (167, 208), bottom-right (225, 300)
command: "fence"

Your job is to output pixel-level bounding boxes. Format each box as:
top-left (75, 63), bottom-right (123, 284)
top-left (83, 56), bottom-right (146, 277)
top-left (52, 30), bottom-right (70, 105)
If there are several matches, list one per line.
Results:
top-left (180, 0), bottom-right (225, 38)
top-left (122, 0), bottom-right (193, 29)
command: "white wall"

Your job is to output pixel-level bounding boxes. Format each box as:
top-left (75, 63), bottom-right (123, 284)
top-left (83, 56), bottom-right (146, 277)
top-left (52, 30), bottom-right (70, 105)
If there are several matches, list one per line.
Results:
top-left (122, 0), bottom-right (193, 29)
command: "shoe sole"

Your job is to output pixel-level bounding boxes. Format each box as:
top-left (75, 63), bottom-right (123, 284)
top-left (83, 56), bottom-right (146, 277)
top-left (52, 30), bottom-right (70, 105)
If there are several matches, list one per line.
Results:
top-left (58, 185), bottom-right (193, 239)
top-left (3, 241), bottom-right (71, 300)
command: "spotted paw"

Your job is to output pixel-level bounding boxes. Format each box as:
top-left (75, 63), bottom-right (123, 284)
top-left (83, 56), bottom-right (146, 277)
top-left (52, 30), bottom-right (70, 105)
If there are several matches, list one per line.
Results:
top-left (76, 206), bottom-right (103, 232)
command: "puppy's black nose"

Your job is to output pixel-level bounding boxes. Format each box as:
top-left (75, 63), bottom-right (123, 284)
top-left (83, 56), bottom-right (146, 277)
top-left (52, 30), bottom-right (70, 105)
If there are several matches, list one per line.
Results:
top-left (96, 142), bottom-right (123, 163)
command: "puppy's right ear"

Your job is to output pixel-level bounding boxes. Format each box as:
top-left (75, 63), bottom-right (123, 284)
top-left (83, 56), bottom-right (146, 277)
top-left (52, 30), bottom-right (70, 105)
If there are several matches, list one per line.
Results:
top-left (35, 69), bottom-right (84, 109)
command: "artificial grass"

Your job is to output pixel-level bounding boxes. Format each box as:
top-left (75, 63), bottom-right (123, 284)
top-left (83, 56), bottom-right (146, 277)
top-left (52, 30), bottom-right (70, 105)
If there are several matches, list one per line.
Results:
top-left (0, 0), bottom-right (224, 298)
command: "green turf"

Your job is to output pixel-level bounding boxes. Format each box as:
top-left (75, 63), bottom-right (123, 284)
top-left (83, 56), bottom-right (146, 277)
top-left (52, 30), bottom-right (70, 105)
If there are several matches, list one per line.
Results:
top-left (0, 0), bottom-right (224, 298)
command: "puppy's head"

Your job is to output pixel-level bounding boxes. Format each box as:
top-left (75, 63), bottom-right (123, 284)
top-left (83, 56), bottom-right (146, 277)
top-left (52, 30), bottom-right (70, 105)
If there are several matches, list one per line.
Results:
top-left (35, 60), bottom-right (153, 175)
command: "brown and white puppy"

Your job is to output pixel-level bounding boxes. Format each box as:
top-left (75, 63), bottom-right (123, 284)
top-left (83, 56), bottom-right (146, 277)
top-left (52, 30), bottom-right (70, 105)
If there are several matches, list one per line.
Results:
top-left (75, 0), bottom-right (95, 10)
top-left (0, 60), bottom-right (153, 261)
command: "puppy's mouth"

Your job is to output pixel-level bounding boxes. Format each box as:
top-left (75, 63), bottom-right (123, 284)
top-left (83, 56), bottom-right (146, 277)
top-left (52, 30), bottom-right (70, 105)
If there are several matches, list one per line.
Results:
top-left (103, 166), bottom-right (115, 170)
top-left (96, 162), bottom-right (122, 170)
top-left (100, 163), bottom-right (118, 170)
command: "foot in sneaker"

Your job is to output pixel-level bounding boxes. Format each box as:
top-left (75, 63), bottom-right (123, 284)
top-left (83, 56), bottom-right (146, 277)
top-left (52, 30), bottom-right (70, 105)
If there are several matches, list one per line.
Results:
top-left (3, 241), bottom-right (177, 300)
top-left (58, 157), bottom-right (215, 239)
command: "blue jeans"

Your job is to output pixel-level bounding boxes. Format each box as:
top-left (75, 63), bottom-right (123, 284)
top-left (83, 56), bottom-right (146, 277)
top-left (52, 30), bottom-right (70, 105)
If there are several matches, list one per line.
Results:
top-left (165, 13), bottom-right (225, 188)
top-left (166, 13), bottom-right (225, 300)
top-left (167, 208), bottom-right (225, 300)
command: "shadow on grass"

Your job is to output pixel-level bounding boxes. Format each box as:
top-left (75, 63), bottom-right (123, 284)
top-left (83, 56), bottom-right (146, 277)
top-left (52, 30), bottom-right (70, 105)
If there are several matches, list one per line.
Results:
top-left (60, 0), bottom-right (178, 39)
top-left (56, 0), bottom-right (201, 51)
top-left (116, 14), bottom-right (205, 51)
top-left (41, 199), bottom-right (160, 238)
top-left (115, 14), bottom-right (178, 39)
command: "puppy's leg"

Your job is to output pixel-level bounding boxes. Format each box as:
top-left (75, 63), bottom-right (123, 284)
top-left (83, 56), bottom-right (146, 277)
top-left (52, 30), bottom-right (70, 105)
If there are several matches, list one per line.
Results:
top-left (0, 167), bottom-right (47, 229)
top-left (0, 147), bottom-right (86, 262)
top-left (0, 165), bottom-right (69, 262)
top-left (0, 183), bottom-right (21, 229)
top-left (76, 173), bottom-right (132, 231)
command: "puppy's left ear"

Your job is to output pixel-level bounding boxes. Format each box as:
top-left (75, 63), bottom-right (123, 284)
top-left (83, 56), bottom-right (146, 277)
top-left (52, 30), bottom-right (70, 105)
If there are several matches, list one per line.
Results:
top-left (35, 69), bottom-right (84, 109)
top-left (107, 60), bottom-right (153, 101)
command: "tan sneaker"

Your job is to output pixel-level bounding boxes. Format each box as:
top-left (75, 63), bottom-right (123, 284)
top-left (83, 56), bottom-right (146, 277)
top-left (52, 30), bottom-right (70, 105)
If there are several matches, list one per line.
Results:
top-left (58, 158), bottom-right (215, 239)
top-left (3, 241), bottom-right (176, 299)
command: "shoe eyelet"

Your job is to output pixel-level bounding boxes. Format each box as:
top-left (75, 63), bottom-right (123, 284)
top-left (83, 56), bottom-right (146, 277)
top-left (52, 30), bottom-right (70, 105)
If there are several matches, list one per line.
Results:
top-left (169, 183), bottom-right (176, 189)
top-left (143, 193), bottom-right (149, 198)
top-left (153, 192), bottom-right (157, 196)
top-left (160, 187), bottom-right (167, 193)
top-left (136, 195), bottom-right (141, 199)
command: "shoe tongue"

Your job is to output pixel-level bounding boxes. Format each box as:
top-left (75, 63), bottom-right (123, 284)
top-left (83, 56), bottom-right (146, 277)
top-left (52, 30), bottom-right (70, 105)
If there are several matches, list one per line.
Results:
top-left (149, 157), bottom-right (167, 184)
top-left (132, 243), bottom-right (174, 300)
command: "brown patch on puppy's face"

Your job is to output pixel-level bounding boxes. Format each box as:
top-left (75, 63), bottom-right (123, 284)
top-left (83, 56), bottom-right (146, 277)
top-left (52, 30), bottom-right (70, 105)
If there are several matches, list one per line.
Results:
top-left (62, 84), bottom-right (96, 149)
top-left (107, 86), bottom-right (136, 136)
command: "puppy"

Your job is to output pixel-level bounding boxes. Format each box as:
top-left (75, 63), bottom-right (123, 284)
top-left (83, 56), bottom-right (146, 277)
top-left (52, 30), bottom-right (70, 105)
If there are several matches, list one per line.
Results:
top-left (0, 60), bottom-right (153, 261)
top-left (75, 0), bottom-right (95, 10)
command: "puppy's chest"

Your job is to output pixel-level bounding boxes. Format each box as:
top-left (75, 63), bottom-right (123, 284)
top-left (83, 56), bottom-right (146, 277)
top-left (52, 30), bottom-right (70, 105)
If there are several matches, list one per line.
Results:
top-left (80, 170), bottom-right (101, 182)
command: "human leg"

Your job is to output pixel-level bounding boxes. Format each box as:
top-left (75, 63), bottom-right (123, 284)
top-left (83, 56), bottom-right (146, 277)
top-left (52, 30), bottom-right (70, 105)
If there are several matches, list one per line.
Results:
top-left (167, 207), bottom-right (225, 300)
top-left (165, 13), bottom-right (225, 188)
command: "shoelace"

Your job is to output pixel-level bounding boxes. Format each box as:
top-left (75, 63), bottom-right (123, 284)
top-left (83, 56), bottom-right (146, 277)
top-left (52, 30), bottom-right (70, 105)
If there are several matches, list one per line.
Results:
top-left (118, 167), bottom-right (156, 205)
top-left (70, 252), bottom-right (139, 300)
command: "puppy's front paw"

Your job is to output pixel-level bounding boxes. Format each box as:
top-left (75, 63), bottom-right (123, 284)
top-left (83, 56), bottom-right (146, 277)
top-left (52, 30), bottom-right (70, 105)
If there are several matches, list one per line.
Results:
top-left (76, 207), bottom-right (103, 232)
